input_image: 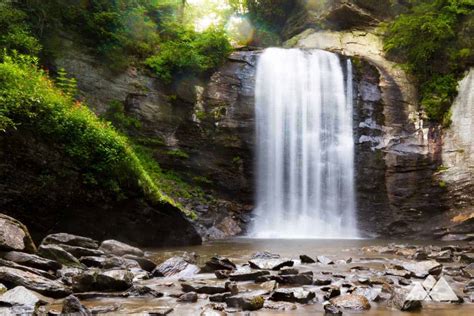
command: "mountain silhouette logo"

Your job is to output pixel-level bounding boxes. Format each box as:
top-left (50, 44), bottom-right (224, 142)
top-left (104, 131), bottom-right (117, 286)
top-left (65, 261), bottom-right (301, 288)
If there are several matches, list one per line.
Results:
top-left (407, 276), bottom-right (458, 302)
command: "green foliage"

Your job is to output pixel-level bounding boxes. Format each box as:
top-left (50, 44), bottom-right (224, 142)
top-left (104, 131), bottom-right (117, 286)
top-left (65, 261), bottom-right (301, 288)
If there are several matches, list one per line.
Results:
top-left (384, 0), bottom-right (474, 122)
top-left (55, 68), bottom-right (77, 98)
top-left (102, 100), bottom-right (141, 132)
top-left (0, 2), bottom-right (41, 55)
top-left (0, 53), bottom-right (178, 207)
top-left (146, 25), bottom-right (232, 82)
top-left (166, 148), bottom-right (190, 159)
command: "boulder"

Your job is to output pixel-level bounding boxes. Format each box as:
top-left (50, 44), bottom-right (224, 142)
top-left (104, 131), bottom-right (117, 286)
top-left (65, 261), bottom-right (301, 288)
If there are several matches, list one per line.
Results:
top-left (152, 256), bottom-right (199, 278)
top-left (323, 301), bottom-right (343, 315)
top-left (72, 269), bottom-right (133, 292)
top-left (300, 255), bottom-right (316, 263)
top-left (402, 261), bottom-right (442, 278)
top-left (57, 244), bottom-right (104, 258)
top-left (57, 267), bottom-right (84, 286)
top-left (0, 258), bottom-right (56, 280)
top-left (201, 256), bottom-right (236, 272)
top-left (37, 244), bottom-right (83, 268)
top-left (330, 294), bottom-right (371, 311)
top-left (390, 287), bottom-right (422, 311)
top-left (276, 272), bottom-right (313, 285)
top-left (0, 284), bottom-right (6, 294)
top-left (229, 270), bottom-right (270, 282)
top-left (0, 214), bottom-right (36, 253)
top-left (251, 252), bottom-right (280, 259)
top-left (178, 291), bottom-right (198, 303)
top-left (127, 285), bottom-right (163, 298)
top-left (0, 266), bottom-right (71, 298)
top-left (353, 286), bottom-right (383, 301)
top-left (249, 258), bottom-right (294, 270)
top-left (61, 294), bottom-right (91, 315)
top-left (270, 288), bottom-right (315, 304)
top-left (0, 286), bottom-right (49, 314)
top-left (225, 292), bottom-right (265, 311)
top-left (209, 292), bottom-right (232, 302)
top-left (215, 270), bottom-right (231, 279)
top-left (123, 255), bottom-right (157, 272)
top-left (322, 286), bottom-right (341, 300)
top-left (181, 283), bottom-right (227, 295)
top-left (317, 256), bottom-right (334, 265)
top-left (42, 233), bottom-right (99, 249)
top-left (99, 240), bottom-right (144, 257)
top-left (2, 251), bottom-right (61, 272)
top-left (279, 268), bottom-right (299, 275)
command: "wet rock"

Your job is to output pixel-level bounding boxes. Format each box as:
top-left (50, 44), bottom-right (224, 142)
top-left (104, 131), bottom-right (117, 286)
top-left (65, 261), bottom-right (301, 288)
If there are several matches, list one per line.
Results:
top-left (0, 266), bottom-right (71, 297)
top-left (123, 255), bottom-right (157, 272)
top-left (201, 256), bottom-right (236, 272)
top-left (300, 255), bottom-right (316, 263)
top-left (79, 256), bottom-right (107, 268)
top-left (277, 271), bottom-right (313, 285)
top-left (251, 251), bottom-right (280, 259)
top-left (153, 256), bottom-right (199, 278)
top-left (429, 250), bottom-right (453, 262)
top-left (178, 291), bottom-right (198, 302)
top-left (402, 260), bottom-right (442, 278)
top-left (249, 258), bottom-right (293, 270)
top-left (270, 288), bottom-right (316, 304)
top-left (385, 268), bottom-right (411, 278)
top-left (0, 258), bottom-right (56, 280)
top-left (390, 287), bottom-right (422, 311)
top-left (225, 281), bottom-right (238, 295)
top-left (463, 263), bottom-right (474, 278)
top-left (318, 256), bottom-right (334, 265)
top-left (103, 256), bottom-right (141, 270)
top-left (225, 292), bottom-right (265, 311)
top-left (57, 267), bottom-right (84, 286)
top-left (181, 283), bottom-right (227, 294)
top-left (0, 284), bottom-right (6, 294)
top-left (72, 269), bottom-right (133, 292)
top-left (2, 251), bottom-right (61, 272)
top-left (460, 253), bottom-right (474, 264)
top-left (279, 268), bottom-right (299, 275)
top-left (322, 286), bottom-right (341, 300)
top-left (353, 286), bottom-right (382, 301)
top-left (0, 214), bottom-right (36, 253)
top-left (57, 244), bottom-right (104, 258)
top-left (127, 285), bottom-right (163, 297)
top-left (413, 251), bottom-right (428, 261)
top-left (229, 270), bottom-right (270, 281)
top-left (42, 233), bottom-right (99, 249)
top-left (209, 292), bottom-right (232, 302)
top-left (215, 270), bottom-right (231, 279)
top-left (201, 308), bottom-right (226, 316)
top-left (37, 244), bottom-right (83, 268)
top-left (323, 301), bottom-right (343, 315)
top-left (314, 277), bottom-right (333, 286)
top-left (0, 286), bottom-right (48, 315)
top-left (99, 240), bottom-right (144, 257)
top-left (463, 280), bottom-right (474, 294)
top-left (330, 294), bottom-right (371, 310)
top-left (398, 278), bottom-right (412, 286)
top-left (61, 294), bottom-right (91, 315)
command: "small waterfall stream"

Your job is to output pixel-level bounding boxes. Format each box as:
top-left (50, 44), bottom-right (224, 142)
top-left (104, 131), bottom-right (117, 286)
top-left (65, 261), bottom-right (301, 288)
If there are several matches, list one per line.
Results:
top-left (250, 48), bottom-right (358, 238)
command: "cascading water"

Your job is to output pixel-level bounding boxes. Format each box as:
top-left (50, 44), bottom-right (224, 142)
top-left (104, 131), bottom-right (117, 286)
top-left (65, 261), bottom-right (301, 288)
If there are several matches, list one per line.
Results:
top-left (250, 48), bottom-right (358, 239)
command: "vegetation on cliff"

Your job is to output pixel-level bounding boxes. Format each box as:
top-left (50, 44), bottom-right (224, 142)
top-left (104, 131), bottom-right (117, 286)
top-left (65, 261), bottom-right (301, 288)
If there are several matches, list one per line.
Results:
top-left (384, 0), bottom-right (474, 124)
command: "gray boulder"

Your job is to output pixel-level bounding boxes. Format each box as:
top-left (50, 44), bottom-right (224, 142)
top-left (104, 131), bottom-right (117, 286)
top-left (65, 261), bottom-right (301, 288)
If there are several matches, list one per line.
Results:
top-left (0, 214), bottom-right (36, 253)
top-left (330, 294), bottom-right (371, 311)
top-left (152, 256), bottom-right (199, 278)
top-left (61, 294), bottom-right (91, 315)
top-left (0, 266), bottom-right (71, 298)
top-left (42, 233), bottom-right (99, 249)
top-left (0, 286), bottom-right (49, 314)
top-left (38, 244), bottom-right (83, 268)
top-left (249, 258), bottom-right (294, 270)
top-left (2, 251), bottom-right (61, 272)
top-left (225, 292), bottom-right (265, 311)
top-left (99, 240), bottom-right (144, 257)
top-left (72, 269), bottom-right (133, 293)
top-left (270, 288), bottom-right (315, 304)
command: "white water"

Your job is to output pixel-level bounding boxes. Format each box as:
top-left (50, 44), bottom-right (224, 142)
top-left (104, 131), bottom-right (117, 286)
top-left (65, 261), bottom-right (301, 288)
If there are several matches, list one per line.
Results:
top-left (250, 48), bottom-right (358, 239)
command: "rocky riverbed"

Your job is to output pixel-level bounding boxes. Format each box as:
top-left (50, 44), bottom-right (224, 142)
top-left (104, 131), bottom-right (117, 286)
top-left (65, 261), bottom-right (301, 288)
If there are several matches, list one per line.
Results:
top-left (0, 213), bottom-right (473, 315)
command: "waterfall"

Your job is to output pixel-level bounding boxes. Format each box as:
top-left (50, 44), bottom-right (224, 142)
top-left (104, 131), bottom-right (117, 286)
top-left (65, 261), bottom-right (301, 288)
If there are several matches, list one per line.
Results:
top-left (250, 48), bottom-right (358, 239)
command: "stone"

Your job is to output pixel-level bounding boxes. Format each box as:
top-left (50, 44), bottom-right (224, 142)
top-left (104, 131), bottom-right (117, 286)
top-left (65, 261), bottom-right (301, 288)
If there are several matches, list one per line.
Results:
top-left (127, 285), bottom-right (163, 298)
top-left (385, 268), bottom-right (411, 278)
top-left (0, 286), bottom-right (48, 315)
top-left (102, 256), bottom-right (141, 270)
top-left (181, 283), bottom-right (227, 295)
top-left (209, 292), bottom-right (232, 302)
top-left (2, 251), bottom-right (61, 272)
top-left (225, 292), bottom-right (265, 311)
top-left (42, 233), bottom-right (99, 249)
top-left (152, 256), bottom-right (199, 278)
top-left (402, 261), bottom-right (442, 278)
top-left (178, 291), bottom-right (198, 303)
top-left (279, 268), bottom-right (299, 275)
top-left (61, 294), bottom-right (91, 315)
top-left (353, 286), bottom-right (382, 301)
top-left (251, 251), bottom-right (280, 259)
top-left (72, 269), bottom-right (133, 292)
top-left (57, 244), bottom-right (104, 258)
top-left (322, 286), bottom-right (341, 300)
top-left (229, 270), bottom-right (270, 282)
top-left (277, 272), bottom-right (313, 285)
top-left (390, 287), bottom-right (422, 311)
top-left (123, 255), bottom-right (157, 272)
top-left (0, 284), bottom-right (6, 294)
top-left (99, 240), bottom-right (144, 257)
top-left (248, 258), bottom-right (294, 270)
top-left (0, 266), bottom-right (71, 298)
top-left (214, 270), bottom-right (231, 279)
top-left (463, 263), bottom-right (474, 278)
top-left (314, 277), bottom-right (333, 286)
top-left (57, 267), bottom-right (84, 286)
top-left (330, 294), bottom-right (371, 310)
top-left (413, 251), bottom-right (428, 260)
top-left (79, 256), bottom-right (107, 268)
top-left (300, 255), bottom-right (316, 263)
top-left (225, 281), bottom-right (238, 295)
top-left (0, 213), bottom-right (36, 253)
top-left (270, 288), bottom-right (316, 304)
top-left (317, 256), bottom-right (334, 265)
top-left (201, 256), bottom-right (236, 272)
top-left (0, 258), bottom-right (56, 280)
top-left (323, 301), bottom-right (343, 315)
top-left (429, 250), bottom-right (453, 262)
top-left (460, 253), bottom-right (474, 264)
top-left (37, 244), bottom-right (83, 268)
